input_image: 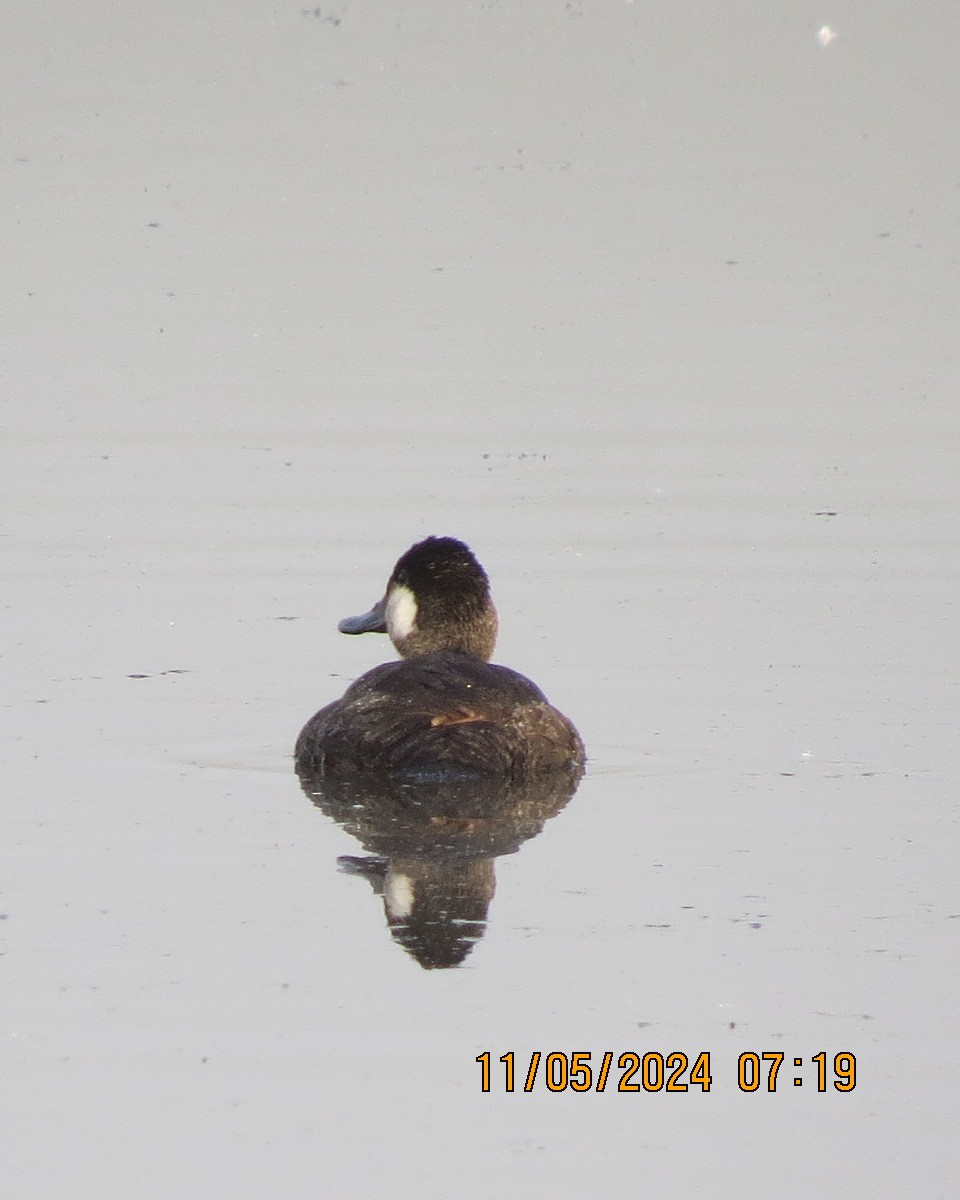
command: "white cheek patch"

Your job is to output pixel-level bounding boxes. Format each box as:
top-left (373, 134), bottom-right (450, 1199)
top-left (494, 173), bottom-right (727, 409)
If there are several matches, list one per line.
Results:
top-left (384, 871), bottom-right (415, 920)
top-left (385, 584), bottom-right (418, 642)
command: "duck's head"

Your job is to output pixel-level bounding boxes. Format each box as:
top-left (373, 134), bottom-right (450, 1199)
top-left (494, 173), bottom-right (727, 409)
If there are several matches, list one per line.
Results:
top-left (338, 536), bottom-right (499, 661)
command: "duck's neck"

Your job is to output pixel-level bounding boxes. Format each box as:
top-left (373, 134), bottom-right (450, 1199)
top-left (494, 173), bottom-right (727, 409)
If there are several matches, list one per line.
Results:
top-left (394, 609), bottom-right (498, 661)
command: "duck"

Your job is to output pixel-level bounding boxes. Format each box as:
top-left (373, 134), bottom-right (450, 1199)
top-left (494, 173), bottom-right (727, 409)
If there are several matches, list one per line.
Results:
top-left (294, 536), bottom-right (585, 782)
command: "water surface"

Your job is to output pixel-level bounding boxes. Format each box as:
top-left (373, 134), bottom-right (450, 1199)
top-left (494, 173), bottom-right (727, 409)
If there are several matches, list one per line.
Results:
top-left (3, 2), bottom-right (958, 1196)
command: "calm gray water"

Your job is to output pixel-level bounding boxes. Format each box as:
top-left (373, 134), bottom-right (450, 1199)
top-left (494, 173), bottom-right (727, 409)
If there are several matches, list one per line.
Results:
top-left (4, 2), bottom-right (958, 1196)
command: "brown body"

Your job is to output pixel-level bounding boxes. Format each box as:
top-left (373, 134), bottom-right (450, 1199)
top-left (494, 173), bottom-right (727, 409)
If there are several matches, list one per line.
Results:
top-left (295, 648), bottom-right (584, 780)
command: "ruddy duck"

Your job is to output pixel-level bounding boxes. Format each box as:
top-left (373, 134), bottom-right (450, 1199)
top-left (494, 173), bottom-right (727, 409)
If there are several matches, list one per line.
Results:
top-left (294, 536), bottom-right (585, 781)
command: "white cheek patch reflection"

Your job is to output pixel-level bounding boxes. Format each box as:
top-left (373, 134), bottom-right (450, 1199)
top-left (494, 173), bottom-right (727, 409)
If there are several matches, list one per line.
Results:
top-left (384, 871), bottom-right (415, 920)
top-left (386, 584), bottom-right (418, 642)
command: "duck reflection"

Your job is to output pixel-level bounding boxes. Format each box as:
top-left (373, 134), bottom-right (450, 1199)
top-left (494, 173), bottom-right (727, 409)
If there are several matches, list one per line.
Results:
top-left (296, 766), bottom-right (582, 969)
